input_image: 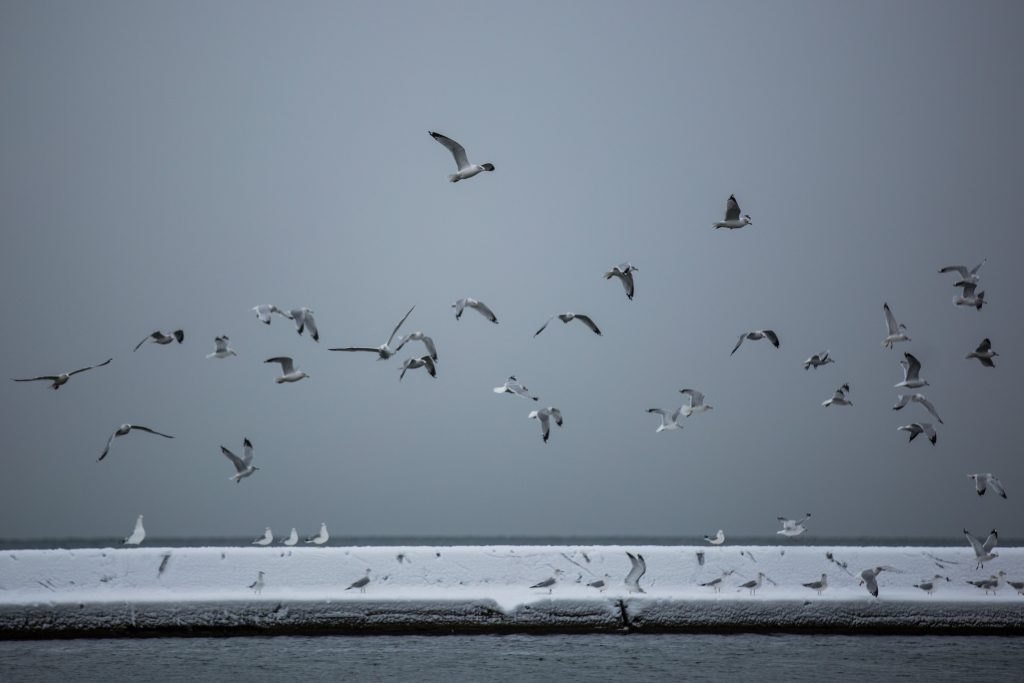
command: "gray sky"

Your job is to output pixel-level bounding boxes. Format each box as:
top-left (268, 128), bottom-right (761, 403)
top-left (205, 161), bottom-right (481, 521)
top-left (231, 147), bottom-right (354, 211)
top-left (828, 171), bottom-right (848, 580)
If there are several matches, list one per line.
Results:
top-left (1, 0), bottom-right (1022, 539)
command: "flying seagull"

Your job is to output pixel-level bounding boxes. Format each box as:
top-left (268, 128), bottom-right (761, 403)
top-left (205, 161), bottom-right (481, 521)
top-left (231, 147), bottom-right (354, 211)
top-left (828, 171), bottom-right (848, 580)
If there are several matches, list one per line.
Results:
top-left (624, 552), bottom-right (647, 593)
top-left (123, 515), bottom-right (145, 546)
top-left (133, 329), bottom-right (184, 352)
top-left (892, 394), bottom-right (943, 424)
top-left (776, 514), bottom-right (811, 537)
top-left (966, 338), bottom-right (998, 367)
top-left (913, 575), bottom-right (949, 594)
top-left (347, 569), bottom-right (372, 593)
top-left (249, 571), bottom-right (266, 595)
top-left (678, 389), bottom-right (713, 416)
top-left (968, 473), bottom-right (1007, 499)
top-left (281, 528), bottom-right (299, 546)
top-left (647, 407), bottom-right (684, 433)
top-left (802, 573), bottom-right (828, 595)
top-left (964, 528), bottom-right (999, 569)
top-left (712, 194), bottom-right (752, 229)
top-left (452, 297), bottom-right (498, 323)
top-left (252, 304), bottom-right (290, 325)
top-left (528, 407), bottom-right (563, 443)
top-left (221, 438), bottom-right (258, 483)
top-left (704, 530), bottom-right (725, 545)
top-left (493, 376), bottom-right (539, 401)
top-left (882, 303), bottom-right (911, 349)
top-left (207, 336), bottom-right (237, 359)
top-left (534, 313), bottom-right (602, 337)
top-left (603, 262), bottom-right (638, 300)
top-left (264, 357), bottom-right (309, 383)
top-left (12, 357), bottom-right (112, 391)
top-left (859, 566), bottom-right (893, 597)
top-left (394, 331), bottom-right (438, 361)
top-left (329, 305), bottom-right (416, 360)
top-left (739, 572), bottom-right (765, 595)
top-left (803, 351), bottom-right (834, 370)
top-left (252, 527), bottom-right (273, 546)
top-left (305, 523), bottom-right (329, 545)
top-left (289, 308), bottom-right (319, 342)
top-left (953, 282), bottom-right (986, 310)
top-left (939, 259), bottom-right (985, 286)
top-left (429, 131), bottom-right (494, 183)
top-left (897, 422), bottom-right (937, 445)
top-left (822, 383), bottom-right (852, 407)
top-left (731, 330), bottom-right (780, 356)
top-left (895, 352), bottom-right (929, 389)
top-left (98, 424), bottom-right (174, 461)
top-left (399, 355), bottom-right (436, 381)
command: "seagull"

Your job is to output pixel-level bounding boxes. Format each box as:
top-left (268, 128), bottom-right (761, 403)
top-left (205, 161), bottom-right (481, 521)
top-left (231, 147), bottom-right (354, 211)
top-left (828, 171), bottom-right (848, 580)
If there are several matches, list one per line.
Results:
top-left (1006, 578), bottom-right (1024, 595)
top-left (704, 530), bottom-right (725, 545)
top-left (530, 574), bottom-right (559, 593)
top-left (98, 424), bottom-right (174, 461)
top-left (913, 575), bottom-right (949, 594)
top-left (281, 528), bottom-right (298, 546)
top-left (822, 383), bottom-right (852, 407)
top-left (534, 313), bottom-right (602, 337)
top-left (206, 336), bottom-right (237, 359)
top-left (859, 566), bottom-right (892, 597)
top-left (895, 353), bottom-right (929, 389)
top-left (966, 338), bottom-right (998, 367)
top-left (897, 422), bottom-right (937, 445)
top-left (221, 438), bottom-right (258, 483)
top-left (967, 571), bottom-right (1005, 595)
top-left (624, 552), bottom-right (646, 593)
top-left (892, 394), bottom-right (943, 424)
top-left (964, 528), bottom-right (998, 569)
top-left (429, 131), bottom-right (494, 183)
top-left (123, 515), bottom-right (145, 546)
top-left (777, 514), bottom-right (811, 537)
top-left (399, 355), bottom-right (437, 381)
top-left (264, 356), bottom-right (309, 383)
top-left (346, 569), bottom-right (372, 593)
top-left (329, 305), bottom-right (416, 360)
top-left (739, 572), bottom-right (765, 595)
top-left (133, 329), bottom-right (184, 352)
top-left (394, 331), bottom-right (438, 362)
top-left (603, 262), bottom-right (638, 300)
top-left (802, 573), bottom-right (828, 595)
top-left (305, 523), bottom-right (329, 545)
top-left (712, 194), bottom-right (752, 229)
top-left (587, 576), bottom-right (610, 591)
top-left (968, 473), bottom-right (1007, 499)
top-left (939, 259), bottom-right (985, 286)
top-left (731, 330), bottom-right (779, 355)
top-left (452, 297), bottom-right (498, 323)
top-left (882, 303), bottom-right (911, 349)
top-left (12, 357), bottom-right (112, 390)
top-left (289, 308), bottom-right (319, 342)
top-left (249, 571), bottom-right (265, 595)
top-left (493, 376), bottom-right (539, 401)
top-left (252, 527), bottom-right (273, 546)
top-left (528, 407), bottom-right (563, 443)
top-left (803, 351), bottom-right (835, 370)
top-left (646, 407), bottom-right (683, 433)
top-left (252, 304), bottom-right (290, 325)
top-left (699, 570), bottom-right (735, 593)
top-left (953, 282), bottom-right (986, 310)
top-left (679, 389), bottom-right (713, 416)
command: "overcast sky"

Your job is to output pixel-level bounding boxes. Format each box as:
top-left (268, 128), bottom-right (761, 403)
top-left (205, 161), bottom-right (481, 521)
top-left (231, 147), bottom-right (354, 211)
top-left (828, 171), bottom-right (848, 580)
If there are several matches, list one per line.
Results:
top-left (1, 0), bottom-right (1022, 540)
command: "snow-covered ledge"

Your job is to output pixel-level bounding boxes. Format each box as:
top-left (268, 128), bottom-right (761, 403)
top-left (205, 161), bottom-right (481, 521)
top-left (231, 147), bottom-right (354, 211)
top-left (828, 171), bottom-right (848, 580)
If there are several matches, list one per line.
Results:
top-left (1, 545), bottom-right (1022, 637)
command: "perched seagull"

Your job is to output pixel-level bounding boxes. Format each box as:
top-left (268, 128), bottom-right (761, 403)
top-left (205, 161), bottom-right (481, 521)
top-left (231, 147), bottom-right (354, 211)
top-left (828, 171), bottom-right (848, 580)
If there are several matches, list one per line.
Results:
top-left (881, 303), bottom-right (911, 349)
top-left (895, 353), bottom-right (929, 389)
top-left (964, 528), bottom-right (999, 569)
top-left (252, 527), bottom-right (273, 546)
top-left (1006, 578), bottom-right (1024, 595)
top-left (12, 357), bottom-right (112, 390)
top-left (624, 552), bottom-right (647, 593)
top-left (133, 329), bottom-right (184, 352)
top-left (913, 575), bottom-right (949, 594)
top-left (802, 573), bottom-right (828, 595)
top-left (123, 515), bottom-right (145, 546)
top-left (528, 407), bottom-right (563, 443)
top-left (966, 338), bottom-right (998, 367)
top-left (329, 305), bottom-right (416, 360)
top-left (892, 394), bottom-right (943, 424)
top-left (398, 355), bottom-right (437, 381)
top-left (679, 389), bottom-right (713, 416)
top-left (777, 514), bottom-right (811, 537)
top-left (346, 569), bottom-right (372, 593)
top-left (98, 424), bottom-right (174, 461)
top-left (803, 351), bottom-right (835, 370)
top-left (249, 571), bottom-right (265, 595)
top-left (534, 313), bottom-right (602, 337)
top-left (530, 574), bottom-right (559, 594)
top-left (429, 131), bottom-right (494, 183)
top-left (305, 523), bottom-right (329, 545)
top-left (587, 576), bottom-right (610, 591)
top-left (394, 331), bottom-right (438, 362)
top-left (822, 383), bottom-right (852, 407)
top-left (206, 336), bottom-right (237, 359)
top-left (264, 356), bottom-right (309, 383)
top-left (647, 407), bottom-right (684, 433)
top-left (252, 304), bottom-right (290, 325)
top-left (968, 473), bottom-right (1007, 499)
top-left (739, 572), bottom-right (765, 595)
top-left (731, 330), bottom-right (779, 356)
top-left (699, 570), bottom-right (735, 593)
top-left (603, 262), bottom-right (639, 300)
top-left (289, 308), bottom-right (319, 342)
top-left (220, 438), bottom-right (258, 483)
top-left (281, 528), bottom-right (298, 546)
top-left (897, 422), bottom-right (938, 445)
top-left (939, 259), bottom-right (985, 286)
top-left (859, 566), bottom-right (892, 597)
top-left (493, 376), bottom-right (539, 401)
top-left (712, 194), bottom-right (752, 229)
top-left (452, 297), bottom-right (499, 323)
top-left (967, 571), bottom-right (1005, 595)
top-left (953, 282), bottom-right (986, 310)
top-left (704, 530), bottom-right (725, 545)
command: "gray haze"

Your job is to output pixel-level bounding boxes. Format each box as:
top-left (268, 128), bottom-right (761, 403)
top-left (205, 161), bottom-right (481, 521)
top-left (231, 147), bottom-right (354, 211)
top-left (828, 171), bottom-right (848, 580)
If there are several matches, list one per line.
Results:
top-left (1, 1), bottom-right (1022, 540)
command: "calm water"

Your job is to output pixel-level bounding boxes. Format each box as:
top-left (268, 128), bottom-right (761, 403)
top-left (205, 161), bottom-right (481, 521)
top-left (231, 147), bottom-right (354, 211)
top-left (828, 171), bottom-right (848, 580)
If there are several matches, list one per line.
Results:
top-left (1, 634), bottom-right (1023, 682)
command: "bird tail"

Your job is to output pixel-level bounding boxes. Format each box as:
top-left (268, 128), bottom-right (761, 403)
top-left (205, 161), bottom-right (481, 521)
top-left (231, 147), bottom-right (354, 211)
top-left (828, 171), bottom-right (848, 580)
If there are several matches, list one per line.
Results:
top-left (448, 174), bottom-right (460, 183)
top-left (481, 163), bottom-right (495, 171)
top-left (975, 292), bottom-right (985, 309)
top-left (173, 330), bottom-right (185, 343)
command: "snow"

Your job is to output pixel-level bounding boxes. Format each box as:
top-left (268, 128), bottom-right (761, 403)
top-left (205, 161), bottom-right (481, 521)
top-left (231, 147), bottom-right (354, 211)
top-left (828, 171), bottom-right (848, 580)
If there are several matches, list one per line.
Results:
top-left (1, 545), bottom-right (1021, 636)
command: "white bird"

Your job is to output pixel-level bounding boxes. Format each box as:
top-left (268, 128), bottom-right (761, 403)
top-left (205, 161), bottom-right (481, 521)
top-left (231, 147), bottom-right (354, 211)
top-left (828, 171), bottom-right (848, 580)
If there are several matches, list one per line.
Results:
top-left (347, 569), bottom-right (372, 593)
top-left (897, 422), bottom-right (937, 445)
top-left (803, 351), bottom-right (835, 370)
top-left (394, 331), bottom-right (438, 362)
top-left (968, 473), bottom-right (1007, 499)
top-left (252, 304), bottom-right (290, 325)
top-left (776, 514), bottom-right (811, 537)
top-left (966, 338), bottom-right (998, 367)
top-left (206, 336), bottom-right (237, 359)
top-left (528, 407), bottom-right (563, 443)
top-left (221, 438), bottom-right (258, 483)
top-left (252, 527), bottom-right (273, 546)
top-left (881, 303), bottom-right (911, 349)
top-left (678, 389), bottom-right (713, 416)
top-left (603, 262), bottom-right (638, 300)
top-left (264, 356), bottom-right (309, 383)
top-left (534, 313), bottom-right (602, 337)
top-left (967, 571), bottom-right (1005, 595)
top-left (895, 352), bottom-right (929, 389)
top-left (964, 528), bottom-right (998, 569)
top-left (802, 573), bottom-right (828, 595)
top-left (452, 297), bottom-right (499, 323)
top-left (399, 355), bottom-right (436, 381)
top-left (133, 329), bottom-right (184, 352)
top-left (859, 566), bottom-right (892, 597)
top-left (98, 424), bottom-right (174, 461)
top-left (822, 383), bottom-right (852, 407)
top-left (305, 523), bottom-right (329, 545)
top-left (712, 194), bottom-right (752, 229)
top-left (913, 575), bottom-right (949, 594)
top-left (12, 357), bottom-right (112, 391)
top-left (123, 515), bottom-right (145, 546)
top-left (624, 552), bottom-right (646, 593)
top-left (493, 376), bottom-right (539, 401)
top-left (953, 282), bottom-right (986, 310)
top-left (892, 394), bottom-right (943, 424)
top-left (731, 330), bottom-right (780, 355)
top-left (281, 528), bottom-right (298, 546)
top-left (329, 305), bottom-right (416, 360)
top-left (429, 131), bottom-right (494, 183)
top-left (249, 571), bottom-right (265, 594)
top-left (647, 407), bottom-right (684, 433)
top-left (289, 308), bottom-right (319, 342)
top-left (699, 570), bottom-right (735, 593)
top-left (739, 572), bottom-right (765, 595)
top-left (939, 259), bottom-right (985, 286)
top-left (1006, 578), bottom-right (1024, 595)
top-left (704, 530), bottom-right (725, 545)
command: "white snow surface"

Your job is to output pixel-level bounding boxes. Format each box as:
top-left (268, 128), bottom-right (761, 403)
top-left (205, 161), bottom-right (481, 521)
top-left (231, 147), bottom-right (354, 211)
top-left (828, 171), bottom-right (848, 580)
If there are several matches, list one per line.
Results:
top-left (1, 545), bottom-right (1021, 635)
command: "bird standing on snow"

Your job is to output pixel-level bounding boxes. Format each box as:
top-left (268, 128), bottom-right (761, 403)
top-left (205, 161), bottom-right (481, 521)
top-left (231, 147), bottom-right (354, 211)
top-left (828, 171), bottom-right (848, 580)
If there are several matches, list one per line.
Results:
top-left (528, 407), bottom-right (563, 443)
top-left (822, 383), bottom-right (852, 407)
top-left (913, 575), bottom-right (949, 594)
top-left (966, 338), bottom-right (998, 367)
top-left (739, 572), bottom-right (765, 595)
top-left (305, 523), bottom-right (329, 545)
top-left (429, 131), bottom-right (495, 183)
top-left (712, 194), bottom-right (752, 229)
top-left (731, 330), bottom-right (779, 355)
top-left (534, 313), bottom-right (602, 337)
top-left (452, 298), bottom-right (499, 323)
top-left (329, 305), bottom-right (416, 361)
top-left (221, 438), bottom-right (258, 483)
top-left (603, 262), bottom-right (638, 300)
top-left (802, 573), bottom-right (828, 595)
top-left (12, 358), bottom-right (112, 391)
top-left (133, 329), bottom-right (184, 352)
top-left (968, 473), bottom-right (1007, 499)
top-left (98, 424), bottom-right (174, 461)
top-left (249, 571), bottom-right (265, 594)
top-left (264, 357), bottom-right (309, 383)
top-left (252, 527), bottom-right (273, 546)
top-left (207, 336), bottom-right (237, 359)
top-left (881, 303), bottom-right (911, 349)
top-left (346, 569), bottom-right (371, 593)
top-left (123, 515), bottom-right (145, 546)
top-left (281, 528), bottom-right (298, 546)
top-left (704, 530), bottom-right (725, 545)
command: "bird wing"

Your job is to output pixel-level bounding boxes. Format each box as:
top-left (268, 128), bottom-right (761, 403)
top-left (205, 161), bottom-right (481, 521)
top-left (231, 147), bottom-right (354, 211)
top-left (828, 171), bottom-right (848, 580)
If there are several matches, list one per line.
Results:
top-left (253, 305), bottom-right (273, 324)
top-left (976, 338), bottom-right (992, 353)
top-left (419, 335), bottom-right (438, 360)
top-left (468, 299), bottom-right (498, 323)
top-left (988, 477), bottom-right (1006, 498)
top-left (574, 314), bottom-right (601, 335)
top-left (387, 306), bottom-right (416, 346)
top-left (903, 353), bottom-right (922, 380)
top-left (534, 317), bottom-right (554, 337)
top-left (762, 330), bottom-right (780, 347)
top-left (892, 394), bottom-right (911, 411)
top-left (67, 358), bottom-right (113, 377)
top-left (452, 299), bottom-right (465, 319)
top-left (221, 446), bottom-right (246, 473)
top-left (883, 304), bottom-right (899, 335)
top-left (550, 408), bottom-right (563, 426)
top-left (131, 425), bottom-right (174, 439)
top-left (214, 337), bottom-right (228, 352)
top-left (724, 194), bottom-right (741, 222)
top-left (133, 332), bottom-right (158, 352)
top-left (982, 530), bottom-right (998, 553)
top-left (302, 311), bottom-right (319, 341)
top-left (329, 346), bottom-right (380, 353)
top-left (265, 356), bottom-right (295, 374)
top-left (914, 395), bottom-right (943, 423)
top-left (242, 438), bottom-right (254, 466)
top-left (938, 265), bottom-right (969, 278)
top-left (536, 411), bottom-right (550, 440)
top-left (12, 375), bottom-right (60, 382)
top-left (960, 282), bottom-right (977, 298)
top-left (429, 131), bottom-right (470, 170)
top-left (619, 270), bottom-right (635, 299)
top-left (98, 430), bottom-right (118, 461)
top-left (679, 389), bottom-right (705, 405)
top-left (625, 552), bottom-right (646, 586)
top-left (730, 334), bottom-right (747, 356)
top-left (646, 408), bottom-right (668, 417)
top-left (422, 356), bottom-right (436, 377)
